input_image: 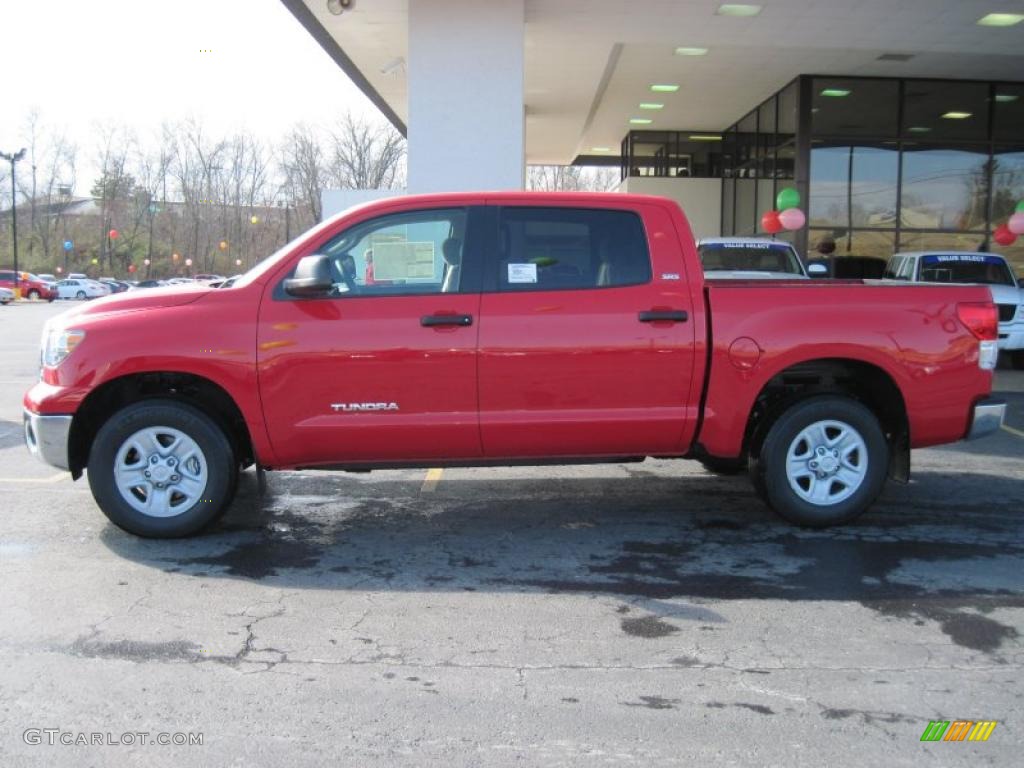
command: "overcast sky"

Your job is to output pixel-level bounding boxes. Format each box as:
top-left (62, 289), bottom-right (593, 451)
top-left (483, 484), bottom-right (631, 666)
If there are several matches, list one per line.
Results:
top-left (0, 0), bottom-right (377, 192)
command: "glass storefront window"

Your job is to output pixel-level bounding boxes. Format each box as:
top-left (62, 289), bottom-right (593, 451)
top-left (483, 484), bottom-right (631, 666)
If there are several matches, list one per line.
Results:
top-left (994, 85), bottom-right (1024, 143)
top-left (900, 147), bottom-right (990, 231)
top-left (809, 143), bottom-right (899, 229)
top-left (812, 78), bottom-right (898, 137)
top-left (758, 97), bottom-right (777, 178)
top-left (902, 80), bottom-right (990, 141)
top-left (735, 180), bottom-right (756, 235)
top-left (992, 148), bottom-right (1024, 223)
top-left (722, 178), bottom-right (735, 235)
top-left (736, 112), bottom-right (758, 178)
top-left (897, 231), bottom-right (987, 254)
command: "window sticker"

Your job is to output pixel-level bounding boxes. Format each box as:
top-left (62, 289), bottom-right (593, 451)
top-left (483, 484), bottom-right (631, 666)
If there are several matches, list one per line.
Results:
top-left (508, 263), bottom-right (538, 283)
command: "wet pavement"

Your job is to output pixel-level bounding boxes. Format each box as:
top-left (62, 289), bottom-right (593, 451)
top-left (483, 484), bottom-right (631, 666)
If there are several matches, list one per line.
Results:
top-left (1, 301), bottom-right (1022, 766)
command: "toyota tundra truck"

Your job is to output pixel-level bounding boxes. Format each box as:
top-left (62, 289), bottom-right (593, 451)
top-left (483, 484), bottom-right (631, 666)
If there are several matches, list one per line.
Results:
top-left (24, 192), bottom-right (1006, 537)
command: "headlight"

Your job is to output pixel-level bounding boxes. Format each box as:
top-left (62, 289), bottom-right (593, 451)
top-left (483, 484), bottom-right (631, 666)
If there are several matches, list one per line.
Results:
top-left (42, 327), bottom-right (86, 367)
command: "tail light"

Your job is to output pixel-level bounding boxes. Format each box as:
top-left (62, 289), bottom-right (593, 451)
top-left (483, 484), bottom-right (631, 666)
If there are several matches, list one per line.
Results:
top-left (956, 302), bottom-right (998, 341)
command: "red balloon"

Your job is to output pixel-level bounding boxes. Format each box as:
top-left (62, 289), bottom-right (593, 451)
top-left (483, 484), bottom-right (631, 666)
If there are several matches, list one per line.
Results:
top-left (127, 264), bottom-right (137, 273)
top-left (761, 210), bottom-right (783, 234)
top-left (108, 229), bottom-right (119, 240)
top-left (993, 224), bottom-right (1017, 246)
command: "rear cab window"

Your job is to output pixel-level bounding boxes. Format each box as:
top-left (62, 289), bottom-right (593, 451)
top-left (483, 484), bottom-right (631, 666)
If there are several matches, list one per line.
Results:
top-left (919, 254), bottom-right (1015, 286)
top-left (698, 241), bottom-right (803, 275)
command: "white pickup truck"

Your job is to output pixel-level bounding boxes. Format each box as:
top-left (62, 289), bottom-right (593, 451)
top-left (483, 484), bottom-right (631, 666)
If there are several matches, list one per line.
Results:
top-left (883, 251), bottom-right (1024, 368)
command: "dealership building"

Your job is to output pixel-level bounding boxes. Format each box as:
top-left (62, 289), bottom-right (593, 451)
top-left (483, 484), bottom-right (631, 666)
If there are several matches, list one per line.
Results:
top-left (283, 0), bottom-right (1024, 272)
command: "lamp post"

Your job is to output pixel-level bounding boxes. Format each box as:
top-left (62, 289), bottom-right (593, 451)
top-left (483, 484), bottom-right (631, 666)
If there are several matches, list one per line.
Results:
top-left (1, 148), bottom-right (27, 297)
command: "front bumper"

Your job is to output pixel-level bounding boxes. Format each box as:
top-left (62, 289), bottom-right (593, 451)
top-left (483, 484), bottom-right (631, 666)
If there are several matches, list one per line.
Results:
top-left (966, 398), bottom-right (1006, 441)
top-left (23, 409), bottom-right (72, 470)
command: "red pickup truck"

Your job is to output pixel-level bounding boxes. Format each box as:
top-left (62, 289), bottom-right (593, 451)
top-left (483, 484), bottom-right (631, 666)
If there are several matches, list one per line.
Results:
top-left (24, 192), bottom-right (1005, 537)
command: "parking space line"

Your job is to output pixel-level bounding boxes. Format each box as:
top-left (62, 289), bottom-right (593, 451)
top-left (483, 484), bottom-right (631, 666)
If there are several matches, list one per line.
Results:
top-left (1002, 424), bottom-right (1024, 439)
top-left (420, 468), bottom-right (443, 493)
top-left (0, 473), bottom-right (68, 484)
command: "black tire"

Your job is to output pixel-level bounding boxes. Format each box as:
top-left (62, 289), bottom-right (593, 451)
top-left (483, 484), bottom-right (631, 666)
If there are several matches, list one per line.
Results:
top-left (76, 290), bottom-right (85, 299)
top-left (1011, 351), bottom-right (1024, 371)
top-left (28, 289), bottom-right (40, 300)
top-left (87, 400), bottom-right (238, 538)
top-left (699, 456), bottom-right (746, 475)
top-left (754, 395), bottom-right (888, 527)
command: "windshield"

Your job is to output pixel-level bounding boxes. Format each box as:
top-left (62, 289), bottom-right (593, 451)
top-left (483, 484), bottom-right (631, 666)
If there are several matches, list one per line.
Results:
top-left (919, 254), bottom-right (1015, 286)
top-left (698, 242), bottom-right (804, 275)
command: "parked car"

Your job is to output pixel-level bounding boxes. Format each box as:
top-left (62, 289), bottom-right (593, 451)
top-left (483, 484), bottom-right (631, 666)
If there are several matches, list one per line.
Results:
top-left (807, 255), bottom-right (888, 280)
top-left (98, 279), bottom-right (130, 294)
top-left (0, 286), bottom-right (13, 305)
top-left (0, 270), bottom-right (58, 301)
top-left (883, 251), bottom-right (1024, 368)
top-left (37, 273), bottom-right (58, 284)
top-left (130, 280), bottom-right (166, 289)
top-left (24, 192), bottom-right (1003, 538)
top-left (193, 273), bottom-right (226, 282)
top-left (68, 273), bottom-right (88, 280)
top-left (696, 237), bottom-right (818, 279)
top-left (55, 279), bottom-right (108, 300)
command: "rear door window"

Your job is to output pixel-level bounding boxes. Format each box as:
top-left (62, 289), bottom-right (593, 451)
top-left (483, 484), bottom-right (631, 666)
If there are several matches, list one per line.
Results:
top-left (495, 207), bottom-right (651, 292)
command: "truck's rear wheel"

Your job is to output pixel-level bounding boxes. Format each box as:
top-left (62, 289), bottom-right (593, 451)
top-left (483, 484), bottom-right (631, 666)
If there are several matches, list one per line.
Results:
top-left (755, 396), bottom-right (887, 527)
top-left (87, 400), bottom-right (238, 538)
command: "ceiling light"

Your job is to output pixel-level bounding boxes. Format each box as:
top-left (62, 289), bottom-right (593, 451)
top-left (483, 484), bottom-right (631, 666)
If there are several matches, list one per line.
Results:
top-left (977, 13), bottom-right (1024, 27)
top-left (716, 4), bottom-right (762, 17)
top-left (995, 93), bottom-right (1020, 103)
top-left (674, 47), bottom-right (708, 56)
top-left (942, 111), bottom-right (972, 119)
top-left (591, 147), bottom-right (611, 153)
top-left (820, 88), bottom-right (851, 97)
top-left (907, 126), bottom-right (932, 133)
top-left (650, 84), bottom-right (680, 93)
top-left (629, 118), bottom-right (653, 125)
top-left (639, 103), bottom-right (664, 110)
top-left (688, 135), bottom-right (723, 141)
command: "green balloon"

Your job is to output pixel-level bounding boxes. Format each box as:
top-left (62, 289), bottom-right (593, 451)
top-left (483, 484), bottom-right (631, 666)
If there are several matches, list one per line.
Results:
top-left (776, 187), bottom-right (801, 210)
top-left (1017, 200), bottom-right (1024, 213)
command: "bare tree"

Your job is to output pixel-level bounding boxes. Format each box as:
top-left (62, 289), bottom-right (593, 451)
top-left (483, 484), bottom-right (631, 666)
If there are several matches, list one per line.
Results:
top-left (326, 112), bottom-right (405, 191)
top-left (279, 123), bottom-right (324, 228)
top-left (527, 165), bottom-right (619, 192)
top-left (18, 110), bottom-right (78, 264)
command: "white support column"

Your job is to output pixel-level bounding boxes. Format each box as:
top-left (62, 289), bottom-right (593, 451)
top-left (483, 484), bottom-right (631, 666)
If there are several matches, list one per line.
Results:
top-left (407, 0), bottom-right (525, 193)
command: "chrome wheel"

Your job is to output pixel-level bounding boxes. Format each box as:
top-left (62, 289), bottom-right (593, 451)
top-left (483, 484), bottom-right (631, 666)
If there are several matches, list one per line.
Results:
top-left (113, 426), bottom-right (208, 517)
top-left (785, 419), bottom-right (867, 506)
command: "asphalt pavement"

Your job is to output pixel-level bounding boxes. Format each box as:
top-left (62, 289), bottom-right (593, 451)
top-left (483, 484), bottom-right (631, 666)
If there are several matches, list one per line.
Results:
top-left (1, 299), bottom-right (1022, 767)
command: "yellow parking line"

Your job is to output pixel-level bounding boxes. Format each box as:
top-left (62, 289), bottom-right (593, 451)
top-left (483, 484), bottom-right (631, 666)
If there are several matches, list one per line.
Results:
top-left (0, 473), bottom-right (68, 484)
top-left (1002, 424), bottom-right (1024, 439)
top-left (420, 468), bottom-right (443, 493)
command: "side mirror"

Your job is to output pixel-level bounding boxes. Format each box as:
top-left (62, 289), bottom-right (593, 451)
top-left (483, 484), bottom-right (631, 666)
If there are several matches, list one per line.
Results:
top-left (284, 255), bottom-right (333, 297)
top-left (807, 263), bottom-right (828, 277)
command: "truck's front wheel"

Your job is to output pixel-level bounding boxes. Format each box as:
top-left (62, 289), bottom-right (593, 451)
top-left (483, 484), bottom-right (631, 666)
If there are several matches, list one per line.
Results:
top-left (87, 400), bottom-right (238, 538)
top-left (756, 396), bottom-right (888, 527)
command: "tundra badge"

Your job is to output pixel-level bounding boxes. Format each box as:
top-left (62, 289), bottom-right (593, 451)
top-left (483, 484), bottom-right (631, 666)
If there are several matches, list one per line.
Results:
top-left (331, 402), bottom-right (400, 412)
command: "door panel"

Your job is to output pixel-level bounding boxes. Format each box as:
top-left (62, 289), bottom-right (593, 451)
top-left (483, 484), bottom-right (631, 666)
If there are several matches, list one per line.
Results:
top-left (257, 206), bottom-right (484, 467)
top-left (477, 203), bottom-right (699, 457)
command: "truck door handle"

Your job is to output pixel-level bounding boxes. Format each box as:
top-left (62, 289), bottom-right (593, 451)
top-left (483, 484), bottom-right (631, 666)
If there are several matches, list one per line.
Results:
top-left (638, 310), bottom-right (688, 323)
top-left (421, 314), bottom-right (473, 327)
